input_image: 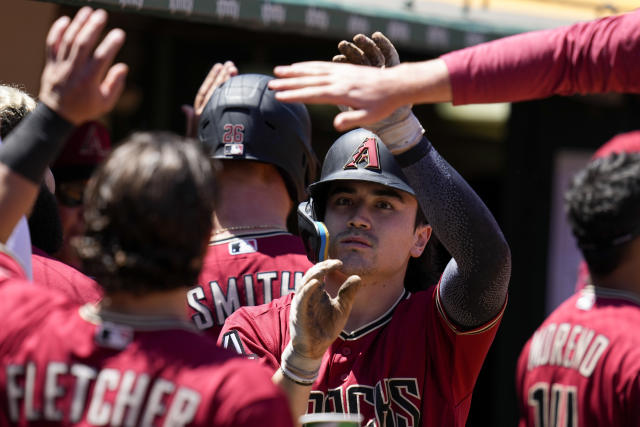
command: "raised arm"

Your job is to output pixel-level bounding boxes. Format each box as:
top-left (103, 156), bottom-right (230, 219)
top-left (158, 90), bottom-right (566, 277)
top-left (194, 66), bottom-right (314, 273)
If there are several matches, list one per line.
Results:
top-left (0, 7), bottom-right (127, 243)
top-left (442, 9), bottom-right (640, 104)
top-left (397, 137), bottom-right (511, 328)
top-left (271, 10), bottom-right (640, 132)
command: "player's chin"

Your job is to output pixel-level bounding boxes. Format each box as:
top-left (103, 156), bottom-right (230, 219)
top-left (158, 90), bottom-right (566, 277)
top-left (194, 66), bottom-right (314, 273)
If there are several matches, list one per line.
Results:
top-left (335, 252), bottom-right (375, 276)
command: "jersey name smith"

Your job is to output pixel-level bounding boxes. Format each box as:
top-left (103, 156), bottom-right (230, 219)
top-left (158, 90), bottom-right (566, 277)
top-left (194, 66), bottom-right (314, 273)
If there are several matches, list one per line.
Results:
top-left (6, 361), bottom-right (200, 426)
top-left (188, 270), bottom-right (304, 328)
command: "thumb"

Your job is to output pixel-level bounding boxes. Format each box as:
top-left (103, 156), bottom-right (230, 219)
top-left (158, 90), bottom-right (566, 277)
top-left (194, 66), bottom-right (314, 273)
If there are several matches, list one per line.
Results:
top-left (336, 275), bottom-right (362, 312)
top-left (100, 63), bottom-right (128, 113)
top-left (334, 109), bottom-right (370, 132)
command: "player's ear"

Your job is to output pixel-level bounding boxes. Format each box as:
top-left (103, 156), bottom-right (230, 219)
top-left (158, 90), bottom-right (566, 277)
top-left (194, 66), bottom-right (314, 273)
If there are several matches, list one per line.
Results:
top-left (410, 224), bottom-right (431, 258)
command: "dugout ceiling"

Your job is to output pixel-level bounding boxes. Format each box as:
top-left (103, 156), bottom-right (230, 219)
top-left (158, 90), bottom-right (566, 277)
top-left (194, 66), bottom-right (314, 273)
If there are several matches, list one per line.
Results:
top-left (36, 0), bottom-right (635, 52)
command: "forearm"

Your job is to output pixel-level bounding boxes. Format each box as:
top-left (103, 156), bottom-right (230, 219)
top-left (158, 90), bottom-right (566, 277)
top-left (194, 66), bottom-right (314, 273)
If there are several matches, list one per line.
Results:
top-left (441, 10), bottom-right (640, 105)
top-left (0, 104), bottom-right (74, 242)
top-left (0, 166), bottom-right (38, 243)
top-left (390, 60), bottom-right (453, 105)
top-left (396, 137), bottom-right (511, 327)
top-left (272, 369), bottom-right (311, 427)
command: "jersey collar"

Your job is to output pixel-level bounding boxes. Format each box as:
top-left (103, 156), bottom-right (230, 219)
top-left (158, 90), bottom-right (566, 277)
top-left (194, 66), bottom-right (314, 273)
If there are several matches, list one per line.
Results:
top-left (210, 230), bottom-right (292, 245)
top-left (339, 289), bottom-right (410, 341)
top-left (79, 304), bottom-right (197, 332)
top-left (582, 285), bottom-right (640, 307)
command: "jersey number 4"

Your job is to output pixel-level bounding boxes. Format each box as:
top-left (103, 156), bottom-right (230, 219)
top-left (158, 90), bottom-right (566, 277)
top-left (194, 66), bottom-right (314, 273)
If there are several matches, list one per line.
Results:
top-left (527, 382), bottom-right (577, 427)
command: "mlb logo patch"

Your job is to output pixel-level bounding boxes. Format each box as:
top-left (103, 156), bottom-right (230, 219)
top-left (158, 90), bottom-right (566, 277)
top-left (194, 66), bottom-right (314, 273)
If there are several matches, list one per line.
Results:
top-left (228, 238), bottom-right (258, 255)
top-left (95, 322), bottom-right (134, 350)
top-left (224, 143), bottom-right (244, 156)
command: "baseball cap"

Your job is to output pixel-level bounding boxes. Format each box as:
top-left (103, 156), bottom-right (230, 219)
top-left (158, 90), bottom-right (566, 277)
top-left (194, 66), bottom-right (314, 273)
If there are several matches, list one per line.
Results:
top-left (592, 130), bottom-right (640, 159)
top-left (52, 121), bottom-right (111, 182)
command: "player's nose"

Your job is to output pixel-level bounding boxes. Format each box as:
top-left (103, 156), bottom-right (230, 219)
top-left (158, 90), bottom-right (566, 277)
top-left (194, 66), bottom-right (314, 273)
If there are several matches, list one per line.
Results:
top-left (347, 204), bottom-right (372, 230)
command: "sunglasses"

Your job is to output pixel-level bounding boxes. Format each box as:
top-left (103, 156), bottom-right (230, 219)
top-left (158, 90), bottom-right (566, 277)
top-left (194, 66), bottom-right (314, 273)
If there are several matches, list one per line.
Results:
top-left (56, 181), bottom-right (86, 207)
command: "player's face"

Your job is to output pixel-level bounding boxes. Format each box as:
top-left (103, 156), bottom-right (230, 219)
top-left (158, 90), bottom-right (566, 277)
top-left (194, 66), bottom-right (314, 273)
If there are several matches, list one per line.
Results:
top-left (324, 181), bottom-right (430, 279)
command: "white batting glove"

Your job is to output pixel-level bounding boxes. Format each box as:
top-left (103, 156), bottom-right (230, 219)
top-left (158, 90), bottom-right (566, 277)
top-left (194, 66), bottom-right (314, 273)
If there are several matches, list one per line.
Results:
top-left (281, 259), bottom-right (362, 385)
top-left (333, 32), bottom-right (424, 154)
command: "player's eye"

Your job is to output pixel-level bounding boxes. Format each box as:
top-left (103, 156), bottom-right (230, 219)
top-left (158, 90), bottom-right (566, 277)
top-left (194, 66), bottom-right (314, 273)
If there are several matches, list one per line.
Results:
top-left (333, 196), bottom-right (353, 206)
top-left (375, 200), bottom-right (394, 210)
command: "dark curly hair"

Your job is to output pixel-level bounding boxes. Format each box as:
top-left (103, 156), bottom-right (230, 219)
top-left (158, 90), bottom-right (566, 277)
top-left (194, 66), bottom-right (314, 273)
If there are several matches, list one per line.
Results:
top-left (566, 152), bottom-right (640, 277)
top-left (75, 132), bottom-right (217, 295)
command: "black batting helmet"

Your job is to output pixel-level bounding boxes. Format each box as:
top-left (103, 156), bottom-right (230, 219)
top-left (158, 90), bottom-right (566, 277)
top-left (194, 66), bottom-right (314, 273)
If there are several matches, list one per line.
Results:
top-left (307, 128), bottom-right (415, 219)
top-left (198, 73), bottom-right (318, 203)
top-left (299, 128), bottom-right (449, 291)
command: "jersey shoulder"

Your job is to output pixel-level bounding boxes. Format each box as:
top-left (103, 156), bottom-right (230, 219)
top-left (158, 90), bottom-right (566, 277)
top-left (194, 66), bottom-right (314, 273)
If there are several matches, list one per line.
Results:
top-left (31, 249), bottom-right (102, 304)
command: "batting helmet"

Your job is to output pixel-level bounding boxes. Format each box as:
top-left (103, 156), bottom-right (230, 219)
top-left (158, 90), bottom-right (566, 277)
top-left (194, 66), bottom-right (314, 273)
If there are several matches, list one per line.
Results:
top-left (307, 128), bottom-right (415, 219)
top-left (298, 128), bottom-right (450, 290)
top-left (198, 73), bottom-right (318, 204)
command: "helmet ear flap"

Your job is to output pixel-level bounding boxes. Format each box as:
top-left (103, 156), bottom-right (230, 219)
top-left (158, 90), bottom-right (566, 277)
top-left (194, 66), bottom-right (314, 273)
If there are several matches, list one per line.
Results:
top-left (297, 200), bottom-right (330, 263)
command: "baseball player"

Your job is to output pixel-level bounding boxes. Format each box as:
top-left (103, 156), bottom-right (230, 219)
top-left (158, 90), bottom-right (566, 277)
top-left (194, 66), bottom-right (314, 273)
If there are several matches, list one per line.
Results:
top-left (187, 71), bottom-right (318, 339)
top-left (220, 46), bottom-right (511, 425)
top-left (516, 152), bottom-right (640, 426)
top-left (52, 120), bottom-right (112, 270)
top-left (574, 131), bottom-right (640, 291)
top-left (0, 85), bottom-right (102, 304)
top-left (0, 8), bottom-right (293, 426)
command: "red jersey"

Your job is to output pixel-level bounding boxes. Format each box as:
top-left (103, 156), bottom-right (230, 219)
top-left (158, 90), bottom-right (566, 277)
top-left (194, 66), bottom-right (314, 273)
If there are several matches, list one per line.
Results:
top-left (220, 285), bottom-right (504, 426)
top-left (517, 286), bottom-right (640, 426)
top-left (188, 231), bottom-right (312, 339)
top-left (31, 246), bottom-right (103, 304)
top-left (0, 251), bottom-right (293, 427)
top-left (441, 9), bottom-right (640, 105)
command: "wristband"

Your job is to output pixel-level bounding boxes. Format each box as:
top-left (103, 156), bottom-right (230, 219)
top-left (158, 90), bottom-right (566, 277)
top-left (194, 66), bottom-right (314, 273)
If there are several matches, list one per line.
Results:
top-left (280, 364), bottom-right (316, 386)
top-left (373, 113), bottom-right (424, 154)
top-left (280, 341), bottom-right (321, 386)
top-left (0, 103), bottom-right (74, 184)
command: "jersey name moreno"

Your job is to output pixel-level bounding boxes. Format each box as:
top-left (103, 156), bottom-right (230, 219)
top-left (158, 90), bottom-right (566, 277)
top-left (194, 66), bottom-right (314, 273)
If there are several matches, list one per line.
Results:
top-left (6, 361), bottom-right (200, 425)
top-left (526, 322), bottom-right (609, 377)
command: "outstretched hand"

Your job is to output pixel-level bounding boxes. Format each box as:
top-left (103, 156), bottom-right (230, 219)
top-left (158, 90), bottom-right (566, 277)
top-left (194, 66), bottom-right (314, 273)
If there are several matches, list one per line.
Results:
top-left (182, 60), bottom-right (238, 138)
top-left (39, 7), bottom-right (128, 125)
top-left (270, 61), bottom-right (406, 132)
top-left (290, 259), bottom-right (362, 360)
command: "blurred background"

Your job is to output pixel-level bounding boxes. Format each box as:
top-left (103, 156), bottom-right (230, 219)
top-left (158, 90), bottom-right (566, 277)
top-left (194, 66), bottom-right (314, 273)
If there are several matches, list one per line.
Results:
top-left (1, 0), bottom-right (638, 424)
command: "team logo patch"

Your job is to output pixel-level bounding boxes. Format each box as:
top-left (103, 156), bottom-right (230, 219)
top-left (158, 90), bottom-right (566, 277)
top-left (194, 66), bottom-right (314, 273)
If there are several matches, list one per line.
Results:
top-left (576, 292), bottom-right (595, 311)
top-left (228, 238), bottom-right (258, 255)
top-left (95, 322), bottom-right (133, 350)
top-left (344, 137), bottom-right (381, 171)
top-left (224, 143), bottom-right (244, 155)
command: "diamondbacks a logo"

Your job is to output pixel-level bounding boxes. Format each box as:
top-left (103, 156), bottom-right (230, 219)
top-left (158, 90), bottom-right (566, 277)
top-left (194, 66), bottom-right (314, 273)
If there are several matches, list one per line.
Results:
top-left (78, 124), bottom-right (109, 157)
top-left (344, 137), bottom-right (381, 171)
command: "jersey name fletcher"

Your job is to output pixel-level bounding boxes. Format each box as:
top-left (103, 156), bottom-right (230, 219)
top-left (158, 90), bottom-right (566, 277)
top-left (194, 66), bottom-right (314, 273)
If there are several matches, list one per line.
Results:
top-left (6, 361), bottom-right (200, 425)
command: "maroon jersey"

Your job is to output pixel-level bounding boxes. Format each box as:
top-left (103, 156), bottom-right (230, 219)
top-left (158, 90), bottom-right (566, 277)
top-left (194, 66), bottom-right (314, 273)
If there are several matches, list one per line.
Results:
top-left (517, 286), bottom-right (640, 426)
top-left (188, 231), bottom-right (312, 339)
top-left (31, 246), bottom-right (102, 304)
top-left (0, 251), bottom-right (293, 427)
top-left (220, 285), bottom-right (503, 426)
